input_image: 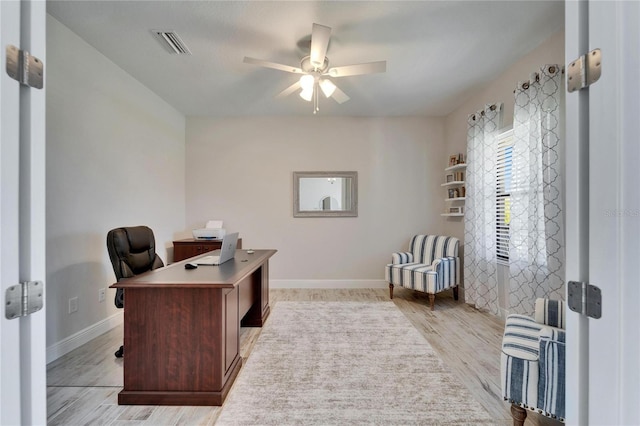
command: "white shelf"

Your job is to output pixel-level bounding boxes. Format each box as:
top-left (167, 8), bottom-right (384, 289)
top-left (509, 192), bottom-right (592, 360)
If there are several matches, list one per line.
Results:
top-left (443, 158), bottom-right (466, 219)
top-left (445, 163), bottom-right (467, 172)
top-left (441, 181), bottom-right (465, 187)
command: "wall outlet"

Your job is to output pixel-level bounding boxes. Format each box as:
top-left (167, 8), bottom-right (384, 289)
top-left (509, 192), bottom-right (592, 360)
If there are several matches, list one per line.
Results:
top-left (68, 297), bottom-right (78, 314)
top-left (98, 288), bottom-right (106, 303)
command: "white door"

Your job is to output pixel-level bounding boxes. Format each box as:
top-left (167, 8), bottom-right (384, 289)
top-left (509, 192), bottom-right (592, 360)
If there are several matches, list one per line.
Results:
top-left (0, 1), bottom-right (47, 424)
top-left (565, 1), bottom-right (640, 425)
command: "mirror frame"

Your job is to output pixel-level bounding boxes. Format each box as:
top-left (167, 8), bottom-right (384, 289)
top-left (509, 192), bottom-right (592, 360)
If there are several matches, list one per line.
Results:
top-left (293, 171), bottom-right (358, 218)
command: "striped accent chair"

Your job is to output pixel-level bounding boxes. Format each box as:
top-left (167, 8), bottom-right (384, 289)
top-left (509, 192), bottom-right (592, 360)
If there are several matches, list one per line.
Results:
top-left (501, 298), bottom-right (566, 426)
top-left (384, 235), bottom-right (459, 310)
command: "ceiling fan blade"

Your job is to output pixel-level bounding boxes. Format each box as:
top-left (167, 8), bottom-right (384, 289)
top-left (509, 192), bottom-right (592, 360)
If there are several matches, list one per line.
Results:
top-left (243, 57), bottom-right (303, 74)
top-left (327, 61), bottom-right (387, 77)
top-left (275, 81), bottom-right (302, 99)
top-left (310, 23), bottom-right (331, 68)
top-left (330, 85), bottom-right (350, 104)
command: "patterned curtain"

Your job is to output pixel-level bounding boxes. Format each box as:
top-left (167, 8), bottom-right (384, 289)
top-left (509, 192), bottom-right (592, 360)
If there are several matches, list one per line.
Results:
top-left (509, 64), bottom-right (564, 316)
top-left (464, 103), bottom-right (503, 315)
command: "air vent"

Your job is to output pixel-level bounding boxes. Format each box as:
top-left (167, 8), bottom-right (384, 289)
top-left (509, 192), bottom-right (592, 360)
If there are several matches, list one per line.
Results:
top-left (153, 30), bottom-right (191, 55)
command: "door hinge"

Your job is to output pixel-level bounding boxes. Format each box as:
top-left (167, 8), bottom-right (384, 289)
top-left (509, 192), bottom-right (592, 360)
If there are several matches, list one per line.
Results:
top-left (567, 281), bottom-right (602, 319)
top-left (5, 44), bottom-right (44, 89)
top-left (5, 281), bottom-right (43, 320)
top-left (567, 48), bottom-right (601, 93)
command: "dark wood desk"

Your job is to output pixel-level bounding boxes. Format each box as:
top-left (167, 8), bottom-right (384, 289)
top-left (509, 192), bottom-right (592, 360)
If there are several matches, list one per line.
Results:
top-left (173, 238), bottom-right (243, 262)
top-left (110, 249), bottom-right (276, 406)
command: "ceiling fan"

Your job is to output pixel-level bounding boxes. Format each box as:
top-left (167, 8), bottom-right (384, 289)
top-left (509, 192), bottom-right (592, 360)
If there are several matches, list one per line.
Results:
top-left (243, 23), bottom-right (386, 113)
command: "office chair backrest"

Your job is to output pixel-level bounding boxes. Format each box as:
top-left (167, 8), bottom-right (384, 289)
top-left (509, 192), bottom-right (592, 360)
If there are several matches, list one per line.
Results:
top-left (107, 226), bottom-right (164, 308)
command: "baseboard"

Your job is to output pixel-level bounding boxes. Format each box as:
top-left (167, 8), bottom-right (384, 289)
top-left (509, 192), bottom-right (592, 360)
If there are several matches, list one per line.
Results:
top-left (45, 281), bottom-right (388, 361)
top-left (270, 279), bottom-right (387, 289)
top-left (46, 311), bottom-right (123, 364)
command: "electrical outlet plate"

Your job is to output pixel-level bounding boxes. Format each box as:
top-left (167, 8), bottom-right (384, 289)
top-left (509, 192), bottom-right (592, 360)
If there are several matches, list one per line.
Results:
top-left (68, 297), bottom-right (78, 314)
top-left (98, 288), bottom-right (106, 302)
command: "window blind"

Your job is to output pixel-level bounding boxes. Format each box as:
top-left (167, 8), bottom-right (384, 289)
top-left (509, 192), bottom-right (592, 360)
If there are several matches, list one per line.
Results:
top-left (496, 129), bottom-right (513, 262)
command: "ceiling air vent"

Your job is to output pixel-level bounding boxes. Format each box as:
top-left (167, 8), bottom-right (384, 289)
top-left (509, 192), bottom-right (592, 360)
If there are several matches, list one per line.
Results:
top-left (153, 30), bottom-right (192, 55)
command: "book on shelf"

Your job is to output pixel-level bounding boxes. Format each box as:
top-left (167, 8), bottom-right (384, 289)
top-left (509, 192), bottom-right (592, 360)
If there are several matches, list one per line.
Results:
top-left (452, 171), bottom-right (465, 181)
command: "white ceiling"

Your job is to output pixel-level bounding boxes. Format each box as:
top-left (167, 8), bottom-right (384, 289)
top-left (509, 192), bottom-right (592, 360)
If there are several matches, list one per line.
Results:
top-left (47, 1), bottom-right (564, 117)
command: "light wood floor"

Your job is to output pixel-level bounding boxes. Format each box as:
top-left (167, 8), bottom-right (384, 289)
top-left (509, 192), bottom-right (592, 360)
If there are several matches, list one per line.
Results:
top-left (47, 288), bottom-right (561, 425)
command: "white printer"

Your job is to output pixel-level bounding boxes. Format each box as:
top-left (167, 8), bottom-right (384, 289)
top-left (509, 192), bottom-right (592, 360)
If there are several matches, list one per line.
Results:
top-left (192, 220), bottom-right (226, 240)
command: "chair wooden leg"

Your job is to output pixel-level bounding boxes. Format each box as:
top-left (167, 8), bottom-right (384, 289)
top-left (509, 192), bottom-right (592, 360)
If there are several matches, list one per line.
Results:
top-left (453, 286), bottom-right (459, 301)
top-left (389, 283), bottom-right (394, 299)
top-left (510, 404), bottom-right (527, 426)
top-left (428, 294), bottom-right (435, 311)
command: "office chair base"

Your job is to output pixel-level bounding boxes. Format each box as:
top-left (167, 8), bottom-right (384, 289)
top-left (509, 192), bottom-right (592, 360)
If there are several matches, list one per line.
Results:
top-left (115, 345), bottom-right (124, 358)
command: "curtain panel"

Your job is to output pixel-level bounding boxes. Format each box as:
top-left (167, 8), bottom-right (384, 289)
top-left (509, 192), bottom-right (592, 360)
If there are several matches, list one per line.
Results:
top-left (464, 103), bottom-right (503, 315)
top-left (509, 64), bottom-right (565, 316)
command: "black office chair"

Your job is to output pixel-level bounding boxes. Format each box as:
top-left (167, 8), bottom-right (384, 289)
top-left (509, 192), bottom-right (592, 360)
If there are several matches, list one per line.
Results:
top-left (107, 226), bottom-right (164, 358)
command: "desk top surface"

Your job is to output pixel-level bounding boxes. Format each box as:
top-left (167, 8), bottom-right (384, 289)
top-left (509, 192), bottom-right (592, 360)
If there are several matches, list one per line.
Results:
top-left (110, 249), bottom-right (276, 289)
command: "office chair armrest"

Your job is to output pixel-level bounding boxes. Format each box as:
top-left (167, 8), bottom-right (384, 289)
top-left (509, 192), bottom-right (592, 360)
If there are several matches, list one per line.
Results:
top-left (152, 254), bottom-right (164, 269)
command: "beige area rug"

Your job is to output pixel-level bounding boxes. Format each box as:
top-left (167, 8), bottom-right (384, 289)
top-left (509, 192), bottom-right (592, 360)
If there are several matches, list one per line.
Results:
top-left (216, 301), bottom-right (495, 425)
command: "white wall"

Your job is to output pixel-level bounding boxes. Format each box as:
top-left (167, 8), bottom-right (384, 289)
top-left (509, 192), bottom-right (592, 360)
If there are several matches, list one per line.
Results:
top-left (43, 21), bottom-right (563, 360)
top-left (442, 30), bottom-right (565, 315)
top-left (46, 16), bottom-right (186, 357)
top-left (185, 116), bottom-right (446, 285)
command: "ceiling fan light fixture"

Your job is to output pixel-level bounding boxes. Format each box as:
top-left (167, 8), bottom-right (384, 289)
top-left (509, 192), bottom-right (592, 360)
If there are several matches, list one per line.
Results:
top-left (299, 74), bottom-right (315, 91)
top-left (242, 23), bottom-right (386, 114)
top-left (300, 88), bottom-right (313, 102)
top-left (320, 79), bottom-right (336, 98)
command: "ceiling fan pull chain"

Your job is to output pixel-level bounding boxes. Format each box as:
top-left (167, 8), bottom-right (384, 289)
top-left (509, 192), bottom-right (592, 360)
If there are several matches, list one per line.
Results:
top-left (314, 83), bottom-right (318, 114)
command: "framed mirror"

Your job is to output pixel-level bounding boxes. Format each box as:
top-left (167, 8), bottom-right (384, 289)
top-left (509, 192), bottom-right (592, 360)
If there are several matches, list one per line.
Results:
top-left (293, 171), bottom-right (358, 217)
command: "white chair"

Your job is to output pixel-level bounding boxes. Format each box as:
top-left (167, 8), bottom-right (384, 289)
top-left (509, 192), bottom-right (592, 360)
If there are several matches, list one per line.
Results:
top-left (501, 298), bottom-right (566, 425)
top-left (385, 235), bottom-right (459, 310)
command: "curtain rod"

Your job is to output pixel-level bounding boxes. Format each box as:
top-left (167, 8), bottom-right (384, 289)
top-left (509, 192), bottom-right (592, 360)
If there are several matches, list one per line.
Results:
top-left (513, 65), bottom-right (565, 93)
